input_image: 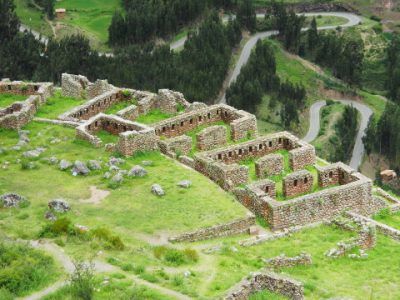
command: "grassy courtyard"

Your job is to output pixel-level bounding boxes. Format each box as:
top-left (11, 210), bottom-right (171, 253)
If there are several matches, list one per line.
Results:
top-left (35, 90), bottom-right (86, 119)
top-left (0, 93), bottom-right (27, 108)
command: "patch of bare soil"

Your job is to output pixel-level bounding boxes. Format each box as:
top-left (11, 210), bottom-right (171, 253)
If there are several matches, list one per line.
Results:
top-left (136, 232), bottom-right (172, 246)
top-left (79, 186), bottom-right (110, 204)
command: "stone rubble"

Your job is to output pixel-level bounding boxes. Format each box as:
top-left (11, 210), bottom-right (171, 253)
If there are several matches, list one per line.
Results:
top-left (72, 161), bottom-right (90, 176)
top-left (59, 159), bottom-right (72, 170)
top-left (177, 180), bottom-right (192, 188)
top-left (0, 193), bottom-right (27, 208)
top-left (48, 199), bottom-right (71, 213)
top-left (128, 165), bottom-right (148, 177)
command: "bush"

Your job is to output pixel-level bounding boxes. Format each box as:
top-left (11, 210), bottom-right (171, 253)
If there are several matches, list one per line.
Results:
top-left (164, 249), bottom-right (186, 265)
top-left (90, 227), bottom-right (125, 250)
top-left (153, 246), bottom-right (167, 259)
top-left (69, 261), bottom-right (95, 300)
top-left (183, 248), bottom-right (199, 262)
top-left (39, 217), bottom-right (72, 238)
top-left (370, 15), bottom-right (382, 22)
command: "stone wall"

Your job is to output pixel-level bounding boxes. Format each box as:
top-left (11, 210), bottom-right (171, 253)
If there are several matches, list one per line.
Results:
top-left (317, 164), bottom-right (340, 188)
top-left (153, 104), bottom-right (256, 142)
top-left (169, 216), bottom-right (256, 243)
top-left (196, 125), bottom-right (227, 151)
top-left (265, 252), bottom-right (312, 269)
top-left (289, 143), bottom-right (316, 171)
top-left (255, 153), bottom-right (283, 178)
top-left (61, 73), bottom-right (90, 98)
top-left (283, 170), bottom-right (313, 198)
top-left (0, 80), bottom-right (53, 129)
top-left (159, 135), bottom-right (192, 155)
top-left (76, 113), bottom-right (158, 154)
top-left (225, 271), bottom-right (304, 300)
top-left (235, 163), bottom-right (384, 231)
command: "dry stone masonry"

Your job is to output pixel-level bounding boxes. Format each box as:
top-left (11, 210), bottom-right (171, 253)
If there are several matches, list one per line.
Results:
top-left (196, 125), bottom-right (227, 151)
top-left (283, 170), bottom-right (313, 198)
top-left (0, 79), bottom-right (53, 129)
top-left (225, 271), bottom-right (304, 300)
top-left (255, 153), bottom-right (283, 177)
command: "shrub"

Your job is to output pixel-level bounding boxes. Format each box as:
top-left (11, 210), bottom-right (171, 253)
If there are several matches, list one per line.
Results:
top-left (134, 265), bottom-right (145, 274)
top-left (183, 248), bottom-right (199, 262)
top-left (164, 249), bottom-right (186, 265)
top-left (69, 261), bottom-right (95, 300)
top-left (90, 227), bottom-right (125, 250)
top-left (172, 275), bottom-right (184, 286)
top-left (153, 246), bottom-right (167, 259)
top-left (39, 217), bottom-right (72, 238)
top-left (370, 15), bottom-right (382, 22)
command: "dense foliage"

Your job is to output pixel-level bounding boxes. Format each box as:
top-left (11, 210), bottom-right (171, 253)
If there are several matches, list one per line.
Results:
top-left (0, 242), bottom-right (57, 298)
top-left (363, 34), bottom-right (400, 171)
top-left (331, 105), bottom-right (359, 162)
top-left (0, 2), bottom-right (241, 103)
top-left (226, 40), bottom-right (305, 129)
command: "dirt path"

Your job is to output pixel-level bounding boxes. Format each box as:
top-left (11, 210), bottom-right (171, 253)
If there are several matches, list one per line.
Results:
top-left (79, 185), bottom-right (110, 204)
top-left (22, 240), bottom-right (191, 300)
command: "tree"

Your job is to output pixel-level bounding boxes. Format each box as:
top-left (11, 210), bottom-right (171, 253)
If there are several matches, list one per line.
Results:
top-left (237, 0), bottom-right (256, 32)
top-left (0, 0), bottom-right (20, 42)
top-left (307, 17), bottom-right (318, 52)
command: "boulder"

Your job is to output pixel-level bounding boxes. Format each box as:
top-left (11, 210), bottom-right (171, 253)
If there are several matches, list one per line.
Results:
top-left (108, 157), bottom-right (125, 166)
top-left (44, 211), bottom-right (57, 221)
top-left (151, 184), bottom-right (165, 196)
top-left (142, 160), bottom-right (153, 166)
top-left (0, 193), bottom-right (27, 208)
top-left (59, 159), bottom-right (72, 170)
top-left (128, 165), bottom-right (147, 177)
top-left (177, 180), bottom-right (192, 188)
top-left (103, 172), bottom-right (112, 179)
top-left (88, 160), bottom-right (102, 170)
top-left (23, 147), bottom-right (46, 158)
top-left (111, 172), bottom-right (124, 183)
top-left (72, 161), bottom-right (90, 176)
top-left (48, 199), bottom-right (70, 213)
top-left (43, 156), bottom-right (59, 165)
top-left (109, 165), bottom-right (120, 172)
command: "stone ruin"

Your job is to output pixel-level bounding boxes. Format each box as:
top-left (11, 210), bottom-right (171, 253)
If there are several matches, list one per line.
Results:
top-left (0, 79), bottom-right (53, 129)
top-left (234, 161), bottom-right (384, 231)
top-left (2, 73), bottom-right (387, 239)
top-left (225, 271), bottom-right (304, 300)
top-left (194, 132), bottom-right (316, 190)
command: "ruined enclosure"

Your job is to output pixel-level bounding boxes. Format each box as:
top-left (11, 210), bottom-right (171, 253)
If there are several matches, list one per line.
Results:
top-left (0, 80), bottom-right (53, 129)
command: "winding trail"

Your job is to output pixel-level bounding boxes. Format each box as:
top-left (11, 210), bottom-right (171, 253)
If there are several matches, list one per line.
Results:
top-left (21, 240), bottom-right (192, 300)
top-left (303, 100), bottom-right (373, 170)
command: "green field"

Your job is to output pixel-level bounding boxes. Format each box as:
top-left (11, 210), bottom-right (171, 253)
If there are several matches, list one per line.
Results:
top-left (0, 93), bottom-right (27, 108)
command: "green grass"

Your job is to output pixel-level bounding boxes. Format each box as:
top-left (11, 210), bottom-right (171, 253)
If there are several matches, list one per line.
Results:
top-left (96, 130), bottom-right (120, 144)
top-left (136, 110), bottom-right (175, 125)
top-left (44, 273), bottom-right (176, 300)
top-left (250, 290), bottom-right (289, 300)
top-left (0, 93), bottom-right (27, 108)
top-left (104, 99), bottom-right (137, 115)
top-left (35, 91), bottom-right (85, 119)
top-left (185, 224), bottom-right (400, 299)
top-left (373, 209), bottom-right (400, 230)
top-left (0, 240), bottom-right (61, 298)
top-left (305, 15), bottom-right (349, 27)
top-left (14, 0), bottom-right (53, 36)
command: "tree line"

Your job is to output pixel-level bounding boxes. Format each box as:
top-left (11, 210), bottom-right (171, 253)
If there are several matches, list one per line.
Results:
top-left (363, 34), bottom-right (400, 171)
top-left (0, 1), bottom-right (241, 104)
top-left (226, 40), bottom-right (306, 129)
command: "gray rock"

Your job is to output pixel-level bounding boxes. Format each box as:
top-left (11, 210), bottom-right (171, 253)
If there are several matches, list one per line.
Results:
top-left (151, 184), bottom-right (165, 196)
top-left (43, 156), bottom-right (59, 165)
top-left (103, 172), bottom-right (112, 179)
top-left (177, 180), bottom-right (192, 188)
top-left (142, 160), bottom-right (153, 166)
top-left (44, 211), bottom-right (57, 221)
top-left (24, 161), bottom-right (37, 169)
top-left (88, 160), bottom-right (102, 170)
top-left (0, 193), bottom-right (27, 208)
top-left (50, 138), bottom-right (61, 144)
top-left (111, 172), bottom-right (124, 183)
top-left (72, 161), bottom-right (90, 176)
top-left (128, 165), bottom-right (147, 177)
top-left (108, 157), bottom-right (125, 166)
top-left (23, 147), bottom-right (46, 158)
top-left (59, 159), bottom-right (72, 170)
top-left (48, 199), bottom-right (70, 213)
top-left (109, 165), bottom-right (120, 172)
